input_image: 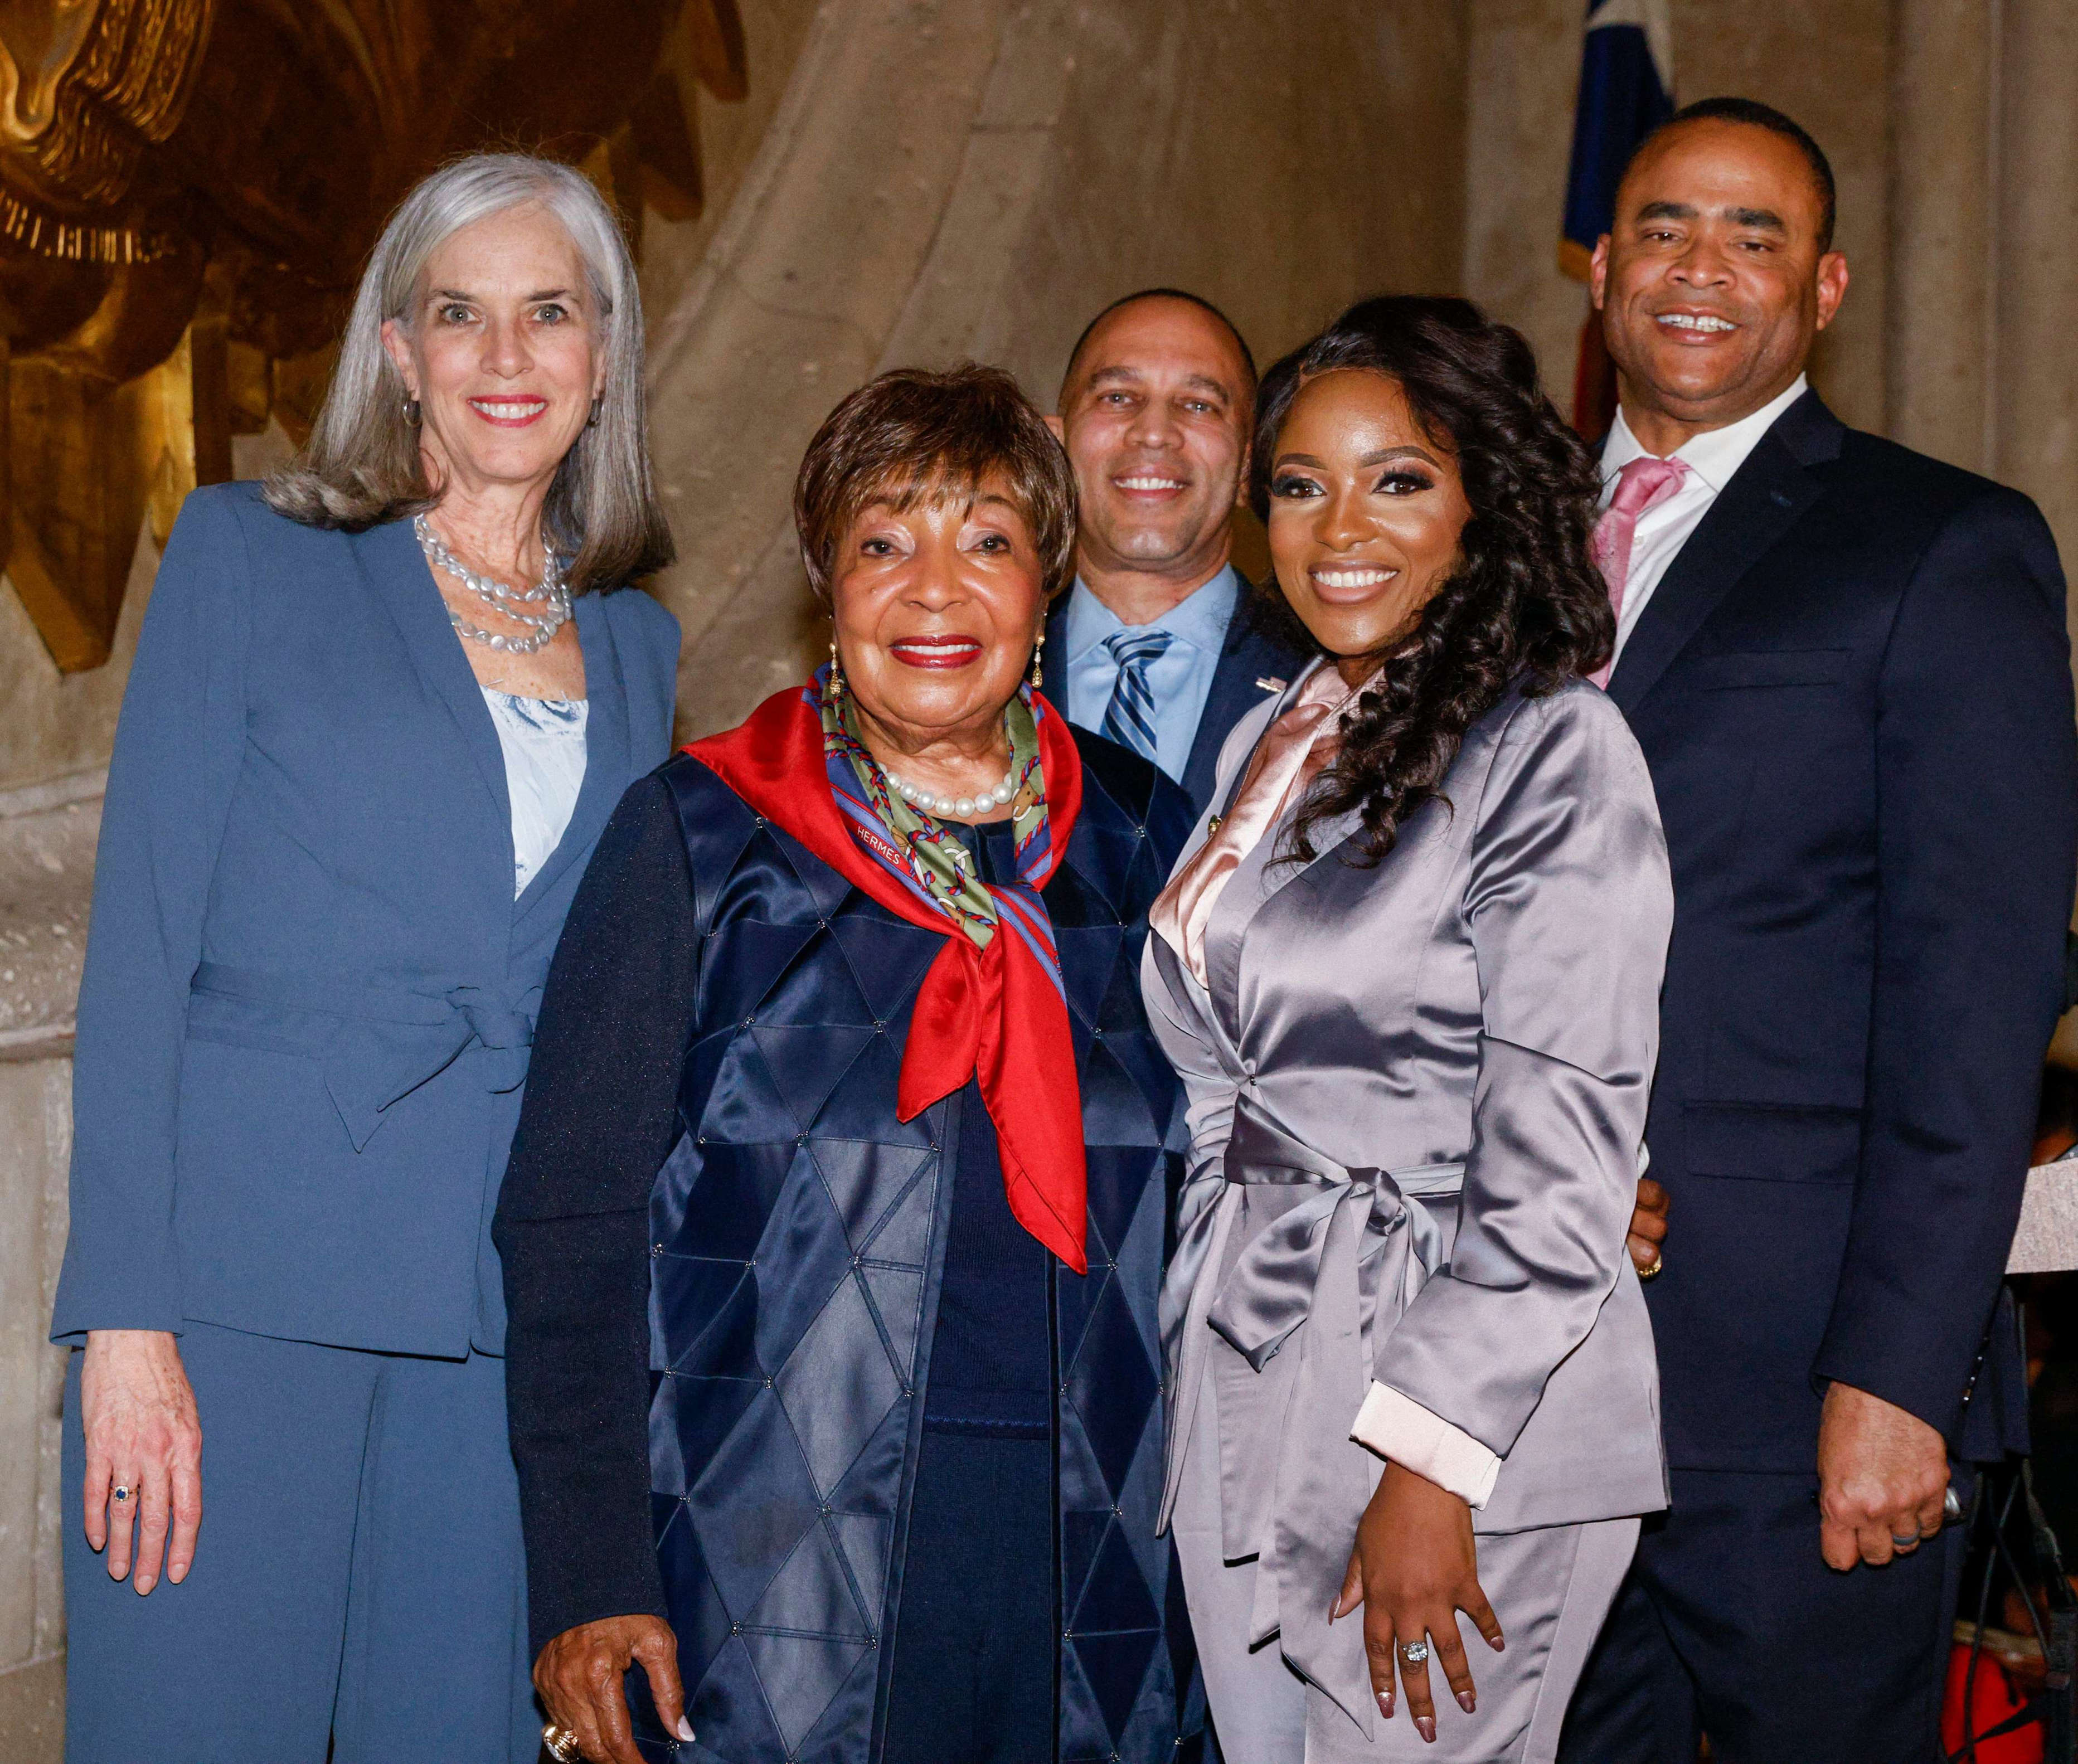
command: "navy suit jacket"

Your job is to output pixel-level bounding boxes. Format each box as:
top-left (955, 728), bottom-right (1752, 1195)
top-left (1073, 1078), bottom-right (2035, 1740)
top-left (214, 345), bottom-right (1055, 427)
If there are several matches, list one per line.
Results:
top-left (1610, 391), bottom-right (2078, 1470)
top-left (1047, 571), bottom-right (1302, 813)
top-left (52, 482), bottom-right (681, 1358)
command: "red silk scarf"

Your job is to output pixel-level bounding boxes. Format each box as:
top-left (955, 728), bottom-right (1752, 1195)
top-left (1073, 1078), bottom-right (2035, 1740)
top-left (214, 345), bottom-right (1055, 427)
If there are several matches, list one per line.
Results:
top-left (686, 683), bottom-right (1090, 1273)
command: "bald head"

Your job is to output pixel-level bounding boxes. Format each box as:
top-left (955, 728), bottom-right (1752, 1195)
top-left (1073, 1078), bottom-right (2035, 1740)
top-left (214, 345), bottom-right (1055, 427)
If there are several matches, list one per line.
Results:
top-left (1058, 290), bottom-right (1256, 413)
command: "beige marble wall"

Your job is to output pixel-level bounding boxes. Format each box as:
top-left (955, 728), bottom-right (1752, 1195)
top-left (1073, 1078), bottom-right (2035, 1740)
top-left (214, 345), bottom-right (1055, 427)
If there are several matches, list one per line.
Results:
top-left (0, 1054), bottom-right (72, 1762)
top-left (646, 0), bottom-right (1470, 740)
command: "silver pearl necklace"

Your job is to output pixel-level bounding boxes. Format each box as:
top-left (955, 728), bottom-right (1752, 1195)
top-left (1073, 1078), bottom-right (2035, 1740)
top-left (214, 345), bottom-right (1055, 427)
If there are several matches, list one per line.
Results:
top-left (415, 514), bottom-right (572, 655)
top-left (882, 761), bottom-right (1020, 820)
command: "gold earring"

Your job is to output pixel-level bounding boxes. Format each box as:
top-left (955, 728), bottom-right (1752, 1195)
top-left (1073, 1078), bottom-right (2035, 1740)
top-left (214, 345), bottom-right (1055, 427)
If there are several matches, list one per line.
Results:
top-left (828, 638), bottom-right (845, 700)
top-left (1029, 630), bottom-right (1045, 691)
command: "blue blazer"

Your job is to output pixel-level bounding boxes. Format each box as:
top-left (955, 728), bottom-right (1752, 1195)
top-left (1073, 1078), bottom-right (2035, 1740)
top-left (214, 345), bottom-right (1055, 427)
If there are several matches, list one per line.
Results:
top-left (1610, 392), bottom-right (2078, 1470)
top-left (52, 482), bottom-right (681, 1358)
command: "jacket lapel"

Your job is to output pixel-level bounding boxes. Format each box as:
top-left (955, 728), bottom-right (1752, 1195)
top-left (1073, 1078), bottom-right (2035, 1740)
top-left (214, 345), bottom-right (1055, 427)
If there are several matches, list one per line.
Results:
top-left (1180, 581), bottom-right (1299, 811)
top-left (1608, 390), bottom-right (1843, 716)
top-left (516, 591), bottom-right (629, 915)
top-left (358, 516), bottom-right (512, 829)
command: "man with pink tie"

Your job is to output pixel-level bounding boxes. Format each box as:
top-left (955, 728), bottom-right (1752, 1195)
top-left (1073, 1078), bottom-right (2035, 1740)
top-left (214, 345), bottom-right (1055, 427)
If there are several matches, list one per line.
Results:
top-left (1559, 97), bottom-right (2078, 1764)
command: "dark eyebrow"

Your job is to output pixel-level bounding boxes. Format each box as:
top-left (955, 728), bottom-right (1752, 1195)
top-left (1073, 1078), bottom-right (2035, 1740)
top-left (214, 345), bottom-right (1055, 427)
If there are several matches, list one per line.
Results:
top-left (1633, 199), bottom-right (1787, 234)
top-left (1273, 446), bottom-right (1442, 471)
top-left (1177, 375), bottom-right (1233, 403)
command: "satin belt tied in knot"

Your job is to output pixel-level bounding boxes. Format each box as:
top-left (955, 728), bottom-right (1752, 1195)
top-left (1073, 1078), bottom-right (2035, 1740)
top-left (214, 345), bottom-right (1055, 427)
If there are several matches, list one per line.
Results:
top-left (1203, 1107), bottom-right (1462, 1376)
top-left (1176, 1097), bottom-right (1464, 1743)
top-left (188, 963), bottom-right (540, 1150)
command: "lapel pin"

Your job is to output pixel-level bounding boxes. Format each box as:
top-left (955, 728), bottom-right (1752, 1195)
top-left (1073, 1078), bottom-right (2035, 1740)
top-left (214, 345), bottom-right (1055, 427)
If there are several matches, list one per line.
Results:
top-left (1256, 676), bottom-right (1286, 692)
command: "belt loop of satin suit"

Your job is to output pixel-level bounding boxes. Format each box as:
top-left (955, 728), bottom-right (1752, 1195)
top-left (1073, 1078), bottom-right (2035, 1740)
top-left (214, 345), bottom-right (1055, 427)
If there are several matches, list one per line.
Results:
top-left (1157, 1092), bottom-right (1464, 1742)
top-left (188, 961), bottom-right (540, 1149)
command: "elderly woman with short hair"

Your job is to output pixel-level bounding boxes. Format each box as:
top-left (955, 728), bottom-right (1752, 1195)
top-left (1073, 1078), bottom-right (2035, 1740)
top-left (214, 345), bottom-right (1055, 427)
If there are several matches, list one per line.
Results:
top-left (498, 365), bottom-right (1196, 1764)
top-left (53, 153), bottom-right (680, 1762)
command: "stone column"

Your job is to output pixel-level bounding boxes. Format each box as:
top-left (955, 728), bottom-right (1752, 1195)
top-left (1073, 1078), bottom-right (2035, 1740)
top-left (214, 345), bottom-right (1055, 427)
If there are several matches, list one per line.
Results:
top-left (1885, 0), bottom-right (1995, 473)
top-left (1996, 0), bottom-right (2078, 607)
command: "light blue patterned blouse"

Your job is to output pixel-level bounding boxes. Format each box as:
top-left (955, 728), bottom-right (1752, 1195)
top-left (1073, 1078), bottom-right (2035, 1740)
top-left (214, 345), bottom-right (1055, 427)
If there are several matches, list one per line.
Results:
top-left (480, 688), bottom-right (589, 896)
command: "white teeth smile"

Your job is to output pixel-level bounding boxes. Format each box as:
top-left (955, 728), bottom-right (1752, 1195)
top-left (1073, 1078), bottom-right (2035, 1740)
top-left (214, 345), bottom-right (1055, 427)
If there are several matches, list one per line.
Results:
top-left (1656, 314), bottom-right (1737, 333)
top-left (470, 399), bottom-right (546, 418)
top-left (1116, 476), bottom-right (1186, 490)
top-left (1314, 568), bottom-right (1396, 589)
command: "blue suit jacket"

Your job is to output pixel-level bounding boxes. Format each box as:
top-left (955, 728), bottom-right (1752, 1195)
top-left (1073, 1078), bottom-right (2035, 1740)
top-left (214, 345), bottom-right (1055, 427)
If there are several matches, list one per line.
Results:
top-left (52, 482), bottom-right (681, 1358)
top-left (1046, 572), bottom-right (1302, 814)
top-left (1610, 392), bottom-right (2078, 1470)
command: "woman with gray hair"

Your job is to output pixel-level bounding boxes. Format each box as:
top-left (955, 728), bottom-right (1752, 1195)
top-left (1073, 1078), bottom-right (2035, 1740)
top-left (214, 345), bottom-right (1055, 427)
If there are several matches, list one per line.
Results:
top-left (51, 152), bottom-right (680, 1762)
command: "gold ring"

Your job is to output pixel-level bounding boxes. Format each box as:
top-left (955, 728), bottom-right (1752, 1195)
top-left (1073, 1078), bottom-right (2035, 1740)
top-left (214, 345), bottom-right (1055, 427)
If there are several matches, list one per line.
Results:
top-left (542, 1726), bottom-right (583, 1763)
top-left (1638, 1256), bottom-right (1663, 1281)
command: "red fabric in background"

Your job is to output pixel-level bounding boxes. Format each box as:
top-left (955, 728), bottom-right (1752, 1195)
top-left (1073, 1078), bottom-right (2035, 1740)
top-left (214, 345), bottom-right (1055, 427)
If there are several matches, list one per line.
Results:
top-left (1941, 1641), bottom-right (2044, 1763)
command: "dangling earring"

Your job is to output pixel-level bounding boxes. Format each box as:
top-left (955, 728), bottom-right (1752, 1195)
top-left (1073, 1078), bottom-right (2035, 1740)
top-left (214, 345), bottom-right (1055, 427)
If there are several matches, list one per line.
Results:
top-left (402, 396), bottom-right (422, 426)
top-left (828, 637), bottom-right (846, 701)
top-left (1028, 628), bottom-right (1045, 691)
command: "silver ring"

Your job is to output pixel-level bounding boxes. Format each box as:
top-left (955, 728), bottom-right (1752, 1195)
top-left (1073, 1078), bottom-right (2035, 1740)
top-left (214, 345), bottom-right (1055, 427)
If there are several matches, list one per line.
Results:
top-left (542, 1727), bottom-right (582, 1764)
top-left (1399, 1639), bottom-right (1431, 1663)
top-left (1890, 1531), bottom-right (1920, 1548)
top-left (111, 1485), bottom-right (131, 1503)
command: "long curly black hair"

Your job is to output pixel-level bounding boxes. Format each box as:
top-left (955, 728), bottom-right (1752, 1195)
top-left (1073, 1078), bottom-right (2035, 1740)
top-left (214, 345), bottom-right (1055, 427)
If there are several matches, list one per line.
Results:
top-left (1250, 295), bottom-right (1611, 867)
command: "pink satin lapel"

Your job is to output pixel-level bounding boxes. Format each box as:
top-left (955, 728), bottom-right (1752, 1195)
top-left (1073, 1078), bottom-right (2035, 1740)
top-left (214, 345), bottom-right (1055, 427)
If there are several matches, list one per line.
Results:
top-left (1150, 663), bottom-right (1361, 987)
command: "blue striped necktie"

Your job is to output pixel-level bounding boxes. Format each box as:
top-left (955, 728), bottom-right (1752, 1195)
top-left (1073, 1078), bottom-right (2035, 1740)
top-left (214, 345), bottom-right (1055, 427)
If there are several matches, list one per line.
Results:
top-left (1099, 628), bottom-right (1175, 763)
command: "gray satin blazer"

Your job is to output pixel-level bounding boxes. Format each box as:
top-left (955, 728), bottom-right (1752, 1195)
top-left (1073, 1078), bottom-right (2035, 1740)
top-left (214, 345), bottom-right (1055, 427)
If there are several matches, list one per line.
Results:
top-left (1143, 664), bottom-right (1672, 1718)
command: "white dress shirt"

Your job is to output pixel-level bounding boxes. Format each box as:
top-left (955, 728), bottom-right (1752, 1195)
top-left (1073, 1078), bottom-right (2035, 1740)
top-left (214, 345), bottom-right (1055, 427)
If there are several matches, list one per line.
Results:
top-left (1600, 373), bottom-right (1810, 667)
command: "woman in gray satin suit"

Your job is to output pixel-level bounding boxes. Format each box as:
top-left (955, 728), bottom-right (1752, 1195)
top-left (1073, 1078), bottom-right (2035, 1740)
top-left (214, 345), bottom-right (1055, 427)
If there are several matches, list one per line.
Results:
top-left (1144, 297), bottom-right (1672, 1763)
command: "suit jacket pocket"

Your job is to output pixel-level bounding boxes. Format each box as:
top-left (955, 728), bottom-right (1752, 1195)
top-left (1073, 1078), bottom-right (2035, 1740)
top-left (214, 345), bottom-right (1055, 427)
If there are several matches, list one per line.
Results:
top-left (1683, 1100), bottom-right (1862, 1184)
top-left (1688, 649), bottom-right (1849, 691)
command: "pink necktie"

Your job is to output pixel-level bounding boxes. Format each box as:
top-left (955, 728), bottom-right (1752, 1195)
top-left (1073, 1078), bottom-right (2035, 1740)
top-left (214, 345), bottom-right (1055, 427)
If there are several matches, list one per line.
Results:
top-left (1150, 663), bottom-right (1363, 987)
top-left (1590, 454), bottom-right (1689, 688)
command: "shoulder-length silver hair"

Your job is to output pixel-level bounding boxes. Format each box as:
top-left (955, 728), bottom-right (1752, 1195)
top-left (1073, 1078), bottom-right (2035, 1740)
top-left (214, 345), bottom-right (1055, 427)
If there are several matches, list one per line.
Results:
top-left (264, 152), bottom-right (674, 592)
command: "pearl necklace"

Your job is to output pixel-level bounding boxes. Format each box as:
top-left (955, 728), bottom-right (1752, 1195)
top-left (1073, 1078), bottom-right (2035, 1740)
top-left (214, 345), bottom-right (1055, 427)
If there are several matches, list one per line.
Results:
top-left (415, 514), bottom-right (572, 654)
top-left (882, 761), bottom-right (1019, 820)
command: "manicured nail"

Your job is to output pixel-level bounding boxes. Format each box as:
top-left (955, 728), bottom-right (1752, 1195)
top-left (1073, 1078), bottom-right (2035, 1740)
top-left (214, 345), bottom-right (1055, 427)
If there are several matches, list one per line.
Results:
top-left (1457, 1690), bottom-right (1476, 1713)
top-left (676, 1717), bottom-right (696, 1741)
top-left (1377, 1689), bottom-right (1394, 1718)
top-left (1489, 1634), bottom-right (1506, 1652)
top-left (1416, 1714), bottom-right (1437, 1743)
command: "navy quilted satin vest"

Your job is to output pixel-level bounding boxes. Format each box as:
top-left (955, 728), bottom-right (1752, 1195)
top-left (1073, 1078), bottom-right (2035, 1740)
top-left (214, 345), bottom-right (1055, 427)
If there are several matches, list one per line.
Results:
top-left (643, 732), bottom-right (1193, 1764)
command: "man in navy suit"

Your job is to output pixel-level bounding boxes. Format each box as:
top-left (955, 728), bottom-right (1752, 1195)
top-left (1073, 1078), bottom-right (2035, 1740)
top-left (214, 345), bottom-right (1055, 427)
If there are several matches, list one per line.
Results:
top-left (1045, 289), bottom-right (1299, 810)
top-left (1560, 99), bottom-right (2078, 1763)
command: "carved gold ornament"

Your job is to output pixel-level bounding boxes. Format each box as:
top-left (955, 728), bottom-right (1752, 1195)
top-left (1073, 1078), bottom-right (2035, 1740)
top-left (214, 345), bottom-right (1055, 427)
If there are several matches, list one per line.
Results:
top-left (0, 0), bottom-right (744, 670)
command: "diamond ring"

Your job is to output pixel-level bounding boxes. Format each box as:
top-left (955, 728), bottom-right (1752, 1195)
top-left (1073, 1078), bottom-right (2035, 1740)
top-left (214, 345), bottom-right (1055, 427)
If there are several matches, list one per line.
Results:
top-left (112, 1485), bottom-right (132, 1503)
top-left (1399, 1639), bottom-right (1431, 1664)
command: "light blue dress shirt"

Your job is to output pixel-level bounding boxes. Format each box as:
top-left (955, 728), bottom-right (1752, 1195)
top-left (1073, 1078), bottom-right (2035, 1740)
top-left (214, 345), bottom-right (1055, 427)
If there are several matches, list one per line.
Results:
top-left (1061, 565), bottom-right (1239, 784)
